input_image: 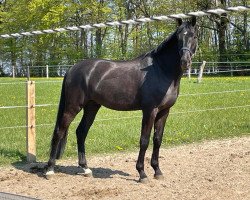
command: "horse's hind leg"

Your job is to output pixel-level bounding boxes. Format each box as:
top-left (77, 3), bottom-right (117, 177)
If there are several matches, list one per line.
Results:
top-left (46, 107), bottom-right (80, 175)
top-left (76, 101), bottom-right (101, 176)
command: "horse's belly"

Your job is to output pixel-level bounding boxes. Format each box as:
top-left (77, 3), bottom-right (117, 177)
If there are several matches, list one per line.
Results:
top-left (89, 67), bottom-right (142, 110)
top-left (92, 88), bottom-right (140, 111)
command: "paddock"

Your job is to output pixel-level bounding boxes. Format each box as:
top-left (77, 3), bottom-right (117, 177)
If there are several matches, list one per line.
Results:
top-left (0, 137), bottom-right (250, 200)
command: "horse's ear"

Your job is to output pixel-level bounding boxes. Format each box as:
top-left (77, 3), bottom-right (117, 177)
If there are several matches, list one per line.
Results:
top-left (191, 16), bottom-right (196, 26)
top-left (177, 18), bottom-right (182, 26)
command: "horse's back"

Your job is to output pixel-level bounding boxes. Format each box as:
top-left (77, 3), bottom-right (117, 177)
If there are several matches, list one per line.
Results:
top-left (65, 58), bottom-right (144, 110)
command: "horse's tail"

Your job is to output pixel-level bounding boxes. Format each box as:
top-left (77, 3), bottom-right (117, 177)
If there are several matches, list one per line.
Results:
top-left (54, 74), bottom-right (68, 159)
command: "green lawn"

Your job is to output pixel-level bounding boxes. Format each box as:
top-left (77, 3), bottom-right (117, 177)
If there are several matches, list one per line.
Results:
top-left (0, 76), bottom-right (249, 165)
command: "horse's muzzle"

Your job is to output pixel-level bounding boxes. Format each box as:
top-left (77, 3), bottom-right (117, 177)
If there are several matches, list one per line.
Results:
top-left (180, 57), bottom-right (191, 71)
top-left (180, 48), bottom-right (192, 71)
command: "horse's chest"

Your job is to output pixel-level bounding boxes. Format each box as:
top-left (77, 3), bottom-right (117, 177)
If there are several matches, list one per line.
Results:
top-left (159, 91), bottom-right (178, 109)
top-left (142, 78), bottom-right (180, 109)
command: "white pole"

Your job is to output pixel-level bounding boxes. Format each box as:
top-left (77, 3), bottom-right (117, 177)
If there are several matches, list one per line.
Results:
top-left (12, 65), bottom-right (15, 78)
top-left (197, 61), bottom-right (206, 83)
top-left (46, 65), bottom-right (49, 78)
top-left (187, 68), bottom-right (191, 80)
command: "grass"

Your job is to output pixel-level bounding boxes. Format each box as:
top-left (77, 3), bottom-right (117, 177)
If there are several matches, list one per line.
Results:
top-left (0, 76), bottom-right (249, 166)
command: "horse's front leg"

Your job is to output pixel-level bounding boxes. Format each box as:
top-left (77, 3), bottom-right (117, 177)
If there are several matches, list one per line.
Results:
top-left (136, 108), bottom-right (158, 183)
top-left (151, 108), bottom-right (169, 180)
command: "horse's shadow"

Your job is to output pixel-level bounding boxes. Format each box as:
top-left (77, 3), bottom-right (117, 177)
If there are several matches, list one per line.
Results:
top-left (6, 149), bottom-right (132, 181)
top-left (12, 161), bottom-right (130, 179)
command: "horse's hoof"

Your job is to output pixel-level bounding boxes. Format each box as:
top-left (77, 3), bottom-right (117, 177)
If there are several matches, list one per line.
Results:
top-left (154, 174), bottom-right (164, 180)
top-left (139, 177), bottom-right (149, 184)
top-left (83, 168), bottom-right (92, 177)
top-left (78, 167), bottom-right (92, 177)
top-left (44, 170), bottom-right (55, 179)
top-left (45, 170), bottom-right (55, 176)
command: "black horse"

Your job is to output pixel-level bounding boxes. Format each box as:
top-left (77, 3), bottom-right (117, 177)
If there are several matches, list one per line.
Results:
top-left (45, 18), bottom-right (198, 183)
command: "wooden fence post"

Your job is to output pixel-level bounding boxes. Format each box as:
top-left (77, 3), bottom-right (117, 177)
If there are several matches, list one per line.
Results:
top-left (26, 80), bottom-right (36, 162)
top-left (197, 61), bottom-right (206, 83)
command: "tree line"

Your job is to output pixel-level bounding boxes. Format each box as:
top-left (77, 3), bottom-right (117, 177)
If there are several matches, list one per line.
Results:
top-left (0, 0), bottom-right (249, 76)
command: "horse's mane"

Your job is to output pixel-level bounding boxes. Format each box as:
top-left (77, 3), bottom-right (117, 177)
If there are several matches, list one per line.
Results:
top-left (139, 22), bottom-right (195, 59)
top-left (144, 30), bottom-right (178, 58)
top-left (146, 23), bottom-right (192, 57)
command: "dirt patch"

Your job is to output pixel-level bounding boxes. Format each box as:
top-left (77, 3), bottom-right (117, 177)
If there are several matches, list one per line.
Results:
top-left (0, 136), bottom-right (250, 200)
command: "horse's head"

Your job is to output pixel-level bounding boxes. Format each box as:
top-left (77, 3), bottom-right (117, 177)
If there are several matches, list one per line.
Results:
top-left (176, 17), bottom-right (198, 71)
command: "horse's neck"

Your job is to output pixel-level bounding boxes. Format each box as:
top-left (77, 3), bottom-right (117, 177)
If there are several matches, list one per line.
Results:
top-left (153, 43), bottom-right (182, 79)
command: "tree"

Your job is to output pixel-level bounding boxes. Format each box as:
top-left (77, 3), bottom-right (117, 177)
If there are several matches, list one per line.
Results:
top-left (0, 0), bottom-right (248, 76)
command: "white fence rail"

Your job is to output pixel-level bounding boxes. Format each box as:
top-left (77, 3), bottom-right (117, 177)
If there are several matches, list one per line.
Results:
top-left (2, 61), bottom-right (250, 78)
top-left (0, 87), bottom-right (249, 130)
top-left (1, 6), bottom-right (249, 39)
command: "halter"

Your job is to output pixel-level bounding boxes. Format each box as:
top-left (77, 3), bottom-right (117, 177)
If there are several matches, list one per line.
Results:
top-left (179, 47), bottom-right (192, 57)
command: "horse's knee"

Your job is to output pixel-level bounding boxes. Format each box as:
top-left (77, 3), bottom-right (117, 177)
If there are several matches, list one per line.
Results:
top-left (140, 137), bottom-right (150, 150)
top-left (153, 135), bottom-right (162, 148)
top-left (52, 127), bottom-right (66, 139)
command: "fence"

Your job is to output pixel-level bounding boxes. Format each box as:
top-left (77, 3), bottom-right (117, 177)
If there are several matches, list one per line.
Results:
top-left (1, 6), bottom-right (249, 39)
top-left (0, 76), bottom-right (249, 163)
top-left (4, 61), bottom-right (250, 78)
top-left (191, 61), bottom-right (250, 76)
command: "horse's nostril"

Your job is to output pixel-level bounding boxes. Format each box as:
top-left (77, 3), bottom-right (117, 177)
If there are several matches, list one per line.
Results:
top-left (181, 58), bottom-right (191, 70)
top-left (181, 59), bottom-right (188, 66)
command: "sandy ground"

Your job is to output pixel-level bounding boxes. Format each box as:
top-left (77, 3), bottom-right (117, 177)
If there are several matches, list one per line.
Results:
top-left (0, 136), bottom-right (249, 200)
